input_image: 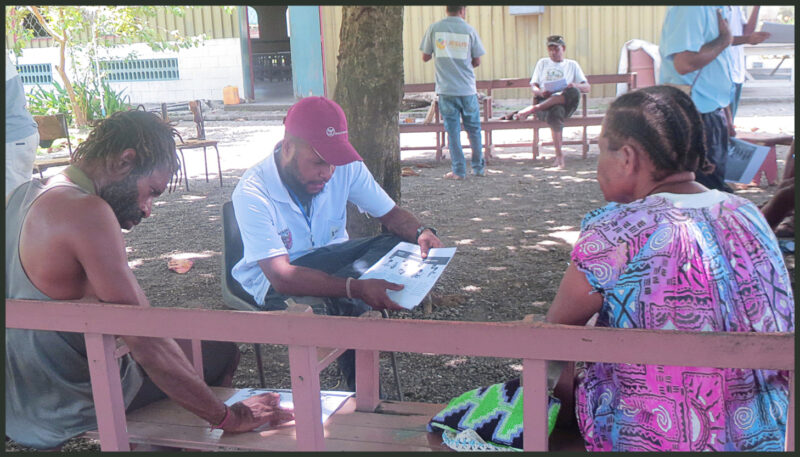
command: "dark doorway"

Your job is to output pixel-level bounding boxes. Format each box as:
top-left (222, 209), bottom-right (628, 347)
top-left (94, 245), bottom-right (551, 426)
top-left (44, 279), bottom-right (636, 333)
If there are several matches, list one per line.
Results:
top-left (247, 5), bottom-right (294, 104)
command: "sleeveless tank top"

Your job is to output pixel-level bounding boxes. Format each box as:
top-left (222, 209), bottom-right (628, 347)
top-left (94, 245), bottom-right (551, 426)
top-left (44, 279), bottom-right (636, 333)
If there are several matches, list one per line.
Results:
top-left (5, 179), bottom-right (144, 449)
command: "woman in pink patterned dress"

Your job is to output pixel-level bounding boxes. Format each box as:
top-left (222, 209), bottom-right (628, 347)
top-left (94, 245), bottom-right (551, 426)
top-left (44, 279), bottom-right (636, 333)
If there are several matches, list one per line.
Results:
top-left (546, 85), bottom-right (793, 451)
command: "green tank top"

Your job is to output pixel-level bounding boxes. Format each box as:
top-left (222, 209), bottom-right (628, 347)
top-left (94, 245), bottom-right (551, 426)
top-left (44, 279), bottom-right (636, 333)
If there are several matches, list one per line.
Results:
top-left (5, 177), bottom-right (144, 449)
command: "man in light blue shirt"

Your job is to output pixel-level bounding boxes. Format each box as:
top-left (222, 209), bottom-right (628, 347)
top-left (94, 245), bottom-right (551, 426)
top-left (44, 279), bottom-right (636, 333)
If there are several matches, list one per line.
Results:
top-left (660, 6), bottom-right (735, 192)
top-left (6, 54), bottom-right (39, 199)
top-left (420, 5), bottom-right (486, 180)
top-left (232, 96), bottom-right (443, 390)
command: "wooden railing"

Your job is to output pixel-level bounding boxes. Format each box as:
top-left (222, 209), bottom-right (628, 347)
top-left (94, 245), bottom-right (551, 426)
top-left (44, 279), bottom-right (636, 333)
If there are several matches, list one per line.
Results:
top-left (6, 299), bottom-right (794, 452)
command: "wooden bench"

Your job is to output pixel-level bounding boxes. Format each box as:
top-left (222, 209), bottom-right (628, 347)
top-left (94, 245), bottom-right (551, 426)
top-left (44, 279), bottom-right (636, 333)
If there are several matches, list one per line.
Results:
top-left (400, 73), bottom-right (637, 161)
top-left (6, 299), bottom-right (794, 452)
top-left (399, 81), bottom-right (493, 162)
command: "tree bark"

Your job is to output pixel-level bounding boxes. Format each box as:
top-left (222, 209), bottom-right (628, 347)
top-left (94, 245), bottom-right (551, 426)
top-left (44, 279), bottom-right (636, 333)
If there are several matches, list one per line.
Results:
top-left (334, 6), bottom-right (404, 238)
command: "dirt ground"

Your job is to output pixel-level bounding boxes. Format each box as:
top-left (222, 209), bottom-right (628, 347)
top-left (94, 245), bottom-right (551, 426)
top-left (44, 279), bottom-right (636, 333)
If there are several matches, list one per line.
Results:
top-left (6, 101), bottom-right (794, 451)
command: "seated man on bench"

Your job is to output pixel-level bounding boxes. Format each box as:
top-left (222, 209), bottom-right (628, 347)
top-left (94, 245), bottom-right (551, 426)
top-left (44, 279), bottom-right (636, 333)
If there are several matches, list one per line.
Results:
top-left (231, 96), bottom-right (443, 391)
top-left (516, 35), bottom-right (590, 169)
top-left (5, 110), bottom-right (293, 450)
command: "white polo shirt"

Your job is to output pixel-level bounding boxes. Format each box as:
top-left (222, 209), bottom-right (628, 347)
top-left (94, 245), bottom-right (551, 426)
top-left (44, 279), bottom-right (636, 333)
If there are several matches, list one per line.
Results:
top-left (231, 142), bottom-right (396, 304)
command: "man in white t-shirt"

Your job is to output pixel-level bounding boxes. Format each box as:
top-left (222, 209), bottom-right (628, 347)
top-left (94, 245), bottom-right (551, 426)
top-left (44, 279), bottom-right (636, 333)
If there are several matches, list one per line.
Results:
top-left (231, 96), bottom-right (443, 390)
top-left (725, 5), bottom-right (770, 128)
top-left (516, 35), bottom-right (590, 169)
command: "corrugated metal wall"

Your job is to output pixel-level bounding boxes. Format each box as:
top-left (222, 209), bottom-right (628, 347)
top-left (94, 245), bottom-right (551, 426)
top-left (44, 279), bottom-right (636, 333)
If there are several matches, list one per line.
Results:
top-left (323, 5), bottom-right (668, 99)
top-left (10, 6), bottom-right (238, 50)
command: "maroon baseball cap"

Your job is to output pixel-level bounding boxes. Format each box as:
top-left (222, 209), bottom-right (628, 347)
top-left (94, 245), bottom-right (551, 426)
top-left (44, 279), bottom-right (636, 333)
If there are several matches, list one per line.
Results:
top-left (283, 96), bottom-right (363, 166)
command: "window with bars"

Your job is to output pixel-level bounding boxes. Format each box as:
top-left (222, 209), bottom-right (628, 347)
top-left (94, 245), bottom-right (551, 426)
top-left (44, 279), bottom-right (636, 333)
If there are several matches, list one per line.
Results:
top-left (17, 63), bottom-right (53, 85)
top-left (100, 58), bottom-right (180, 82)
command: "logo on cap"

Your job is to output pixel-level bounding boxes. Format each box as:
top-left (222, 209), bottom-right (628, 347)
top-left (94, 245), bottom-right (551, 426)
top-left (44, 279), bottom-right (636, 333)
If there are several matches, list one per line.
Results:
top-left (325, 126), bottom-right (346, 137)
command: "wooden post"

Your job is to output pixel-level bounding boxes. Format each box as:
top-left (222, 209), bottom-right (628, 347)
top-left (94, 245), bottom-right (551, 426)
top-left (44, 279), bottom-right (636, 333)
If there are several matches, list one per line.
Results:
top-left (85, 333), bottom-right (130, 451)
top-left (355, 349), bottom-right (380, 412)
top-left (175, 339), bottom-right (204, 376)
top-left (522, 358), bottom-right (548, 452)
top-left (288, 344), bottom-right (325, 451)
top-left (787, 372), bottom-right (795, 451)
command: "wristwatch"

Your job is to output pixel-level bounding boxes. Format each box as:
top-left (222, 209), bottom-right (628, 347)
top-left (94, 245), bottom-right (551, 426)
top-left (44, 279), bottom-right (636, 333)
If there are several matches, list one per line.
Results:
top-left (416, 226), bottom-right (437, 242)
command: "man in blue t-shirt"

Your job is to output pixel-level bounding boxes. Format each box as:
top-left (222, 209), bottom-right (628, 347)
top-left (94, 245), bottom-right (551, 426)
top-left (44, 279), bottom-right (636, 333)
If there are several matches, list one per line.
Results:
top-left (420, 5), bottom-right (486, 180)
top-left (659, 6), bottom-right (735, 193)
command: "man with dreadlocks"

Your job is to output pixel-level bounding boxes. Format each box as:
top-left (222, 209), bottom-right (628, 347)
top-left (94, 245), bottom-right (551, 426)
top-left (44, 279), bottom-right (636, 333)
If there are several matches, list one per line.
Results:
top-left (5, 110), bottom-right (293, 450)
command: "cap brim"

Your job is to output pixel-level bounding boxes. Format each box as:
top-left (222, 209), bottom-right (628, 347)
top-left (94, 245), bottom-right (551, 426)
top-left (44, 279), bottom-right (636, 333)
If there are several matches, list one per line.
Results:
top-left (309, 137), bottom-right (363, 166)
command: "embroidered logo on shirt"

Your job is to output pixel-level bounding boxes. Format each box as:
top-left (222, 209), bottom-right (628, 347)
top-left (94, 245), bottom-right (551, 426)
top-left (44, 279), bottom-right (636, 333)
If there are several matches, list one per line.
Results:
top-left (278, 228), bottom-right (293, 249)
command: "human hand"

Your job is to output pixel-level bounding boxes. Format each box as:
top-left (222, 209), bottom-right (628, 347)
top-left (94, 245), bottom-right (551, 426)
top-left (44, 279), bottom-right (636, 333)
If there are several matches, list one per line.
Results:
top-left (566, 82), bottom-right (577, 89)
top-left (417, 230), bottom-right (443, 259)
top-left (717, 8), bottom-right (733, 47)
top-left (221, 393), bottom-right (295, 433)
top-left (351, 278), bottom-right (404, 311)
top-left (541, 90), bottom-right (552, 99)
top-left (748, 31), bottom-right (771, 45)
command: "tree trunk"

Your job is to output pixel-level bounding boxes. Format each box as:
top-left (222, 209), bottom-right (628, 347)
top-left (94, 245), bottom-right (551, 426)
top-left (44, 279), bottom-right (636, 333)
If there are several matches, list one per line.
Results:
top-left (56, 41), bottom-right (87, 128)
top-left (334, 6), bottom-right (404, 238)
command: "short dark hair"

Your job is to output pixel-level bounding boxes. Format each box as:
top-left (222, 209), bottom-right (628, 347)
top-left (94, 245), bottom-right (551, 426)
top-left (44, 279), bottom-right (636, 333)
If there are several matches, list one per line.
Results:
top-left (72, 110), bottom-right (182, 188)
top-left (446, 5), bottom-right (464, 14)
top-left (602, 85), bottom-right (713, 181)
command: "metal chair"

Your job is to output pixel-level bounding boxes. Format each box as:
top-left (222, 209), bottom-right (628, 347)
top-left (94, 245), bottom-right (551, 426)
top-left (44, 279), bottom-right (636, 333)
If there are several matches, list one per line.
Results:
top-left (160, 100), bottom-right (222, 191)
top-left (221, 201), bottom-right (403, 399)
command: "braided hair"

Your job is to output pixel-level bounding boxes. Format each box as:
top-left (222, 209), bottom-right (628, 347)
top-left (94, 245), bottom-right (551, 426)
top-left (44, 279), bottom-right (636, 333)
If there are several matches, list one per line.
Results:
top-left (602, 85), bottom-right (713, 181)
top-left (71, 110), bottom-right (182, 190)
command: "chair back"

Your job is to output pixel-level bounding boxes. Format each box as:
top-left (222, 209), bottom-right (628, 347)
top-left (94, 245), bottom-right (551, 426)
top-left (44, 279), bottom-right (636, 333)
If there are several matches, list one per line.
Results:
top-left (34, 113), bottom-right (73, 155)
top-left (221, 201), bottom-right (259, 310)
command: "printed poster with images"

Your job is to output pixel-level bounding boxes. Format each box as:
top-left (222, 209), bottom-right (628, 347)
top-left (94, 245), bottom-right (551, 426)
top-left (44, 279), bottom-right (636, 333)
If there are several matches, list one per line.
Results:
top-left (724, 138), bottom-right (770, 184)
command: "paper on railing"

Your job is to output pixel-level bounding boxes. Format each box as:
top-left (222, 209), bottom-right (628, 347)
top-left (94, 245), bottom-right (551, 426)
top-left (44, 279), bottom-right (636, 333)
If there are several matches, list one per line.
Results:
top-left (724, 138), bottom-right (770, 184)
top-left (224, 388), bottom-right (353, 425)
top-left (359, 241), bottom-right (456, 310)
top-left (542, 78), bottom-right (567, 93)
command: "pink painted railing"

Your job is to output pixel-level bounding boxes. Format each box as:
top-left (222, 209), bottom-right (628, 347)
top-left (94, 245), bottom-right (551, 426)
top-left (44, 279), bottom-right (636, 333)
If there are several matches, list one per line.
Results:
top-left (5, 300), bottom-right (795, 452)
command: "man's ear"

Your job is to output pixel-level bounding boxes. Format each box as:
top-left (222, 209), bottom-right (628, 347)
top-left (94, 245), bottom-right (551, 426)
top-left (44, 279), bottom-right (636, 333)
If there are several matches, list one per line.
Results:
top-left (107, 148), bottom-right (137, 178)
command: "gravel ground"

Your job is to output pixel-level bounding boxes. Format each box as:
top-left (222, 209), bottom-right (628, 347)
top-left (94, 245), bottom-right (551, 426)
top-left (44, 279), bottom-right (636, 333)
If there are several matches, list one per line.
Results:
top-left (6, 101), bottom-right (793, 452)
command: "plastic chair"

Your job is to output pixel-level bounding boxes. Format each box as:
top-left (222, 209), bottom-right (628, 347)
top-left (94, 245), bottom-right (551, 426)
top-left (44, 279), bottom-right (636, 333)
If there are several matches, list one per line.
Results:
top-left (221, 201), bottom-right (404, 399)
top-left (221, 201), bottom-right (267, 387)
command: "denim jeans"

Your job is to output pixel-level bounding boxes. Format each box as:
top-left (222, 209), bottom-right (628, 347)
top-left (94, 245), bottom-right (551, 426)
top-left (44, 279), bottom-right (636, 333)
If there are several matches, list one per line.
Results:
top-left (259, 234), bottom-right (404, 390)
top-left (438, 94), bottom-right (485, 177)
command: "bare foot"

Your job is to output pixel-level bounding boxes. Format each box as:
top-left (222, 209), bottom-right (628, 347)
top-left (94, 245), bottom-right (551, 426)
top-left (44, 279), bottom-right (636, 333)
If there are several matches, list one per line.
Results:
top-left (443, 171), bottom-right (464, 180)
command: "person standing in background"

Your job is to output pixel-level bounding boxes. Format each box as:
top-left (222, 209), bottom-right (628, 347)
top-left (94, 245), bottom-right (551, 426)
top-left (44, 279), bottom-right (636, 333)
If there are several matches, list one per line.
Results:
top-left (6, 54), bottom-right (39, 200)
top-left (659, 6), bottom-right (735, 193)
top-left (725, 5), bottom-right (770, 132)
top-left (420, 5), bottom-right (487, 180)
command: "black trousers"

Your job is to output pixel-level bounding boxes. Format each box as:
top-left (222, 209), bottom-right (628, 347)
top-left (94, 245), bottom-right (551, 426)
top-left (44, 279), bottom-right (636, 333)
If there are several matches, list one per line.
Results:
top-left (259, 234), bottom-right (404, 390)
top-left (534, 86), bottom-right (581, 130)
top-left (126, 340), bottom-right (239, 412)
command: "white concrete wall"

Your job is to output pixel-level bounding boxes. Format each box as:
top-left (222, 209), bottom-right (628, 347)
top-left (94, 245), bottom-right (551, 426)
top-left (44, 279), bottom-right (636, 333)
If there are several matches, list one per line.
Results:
top-left (12, 38), bottom-right (244, 104)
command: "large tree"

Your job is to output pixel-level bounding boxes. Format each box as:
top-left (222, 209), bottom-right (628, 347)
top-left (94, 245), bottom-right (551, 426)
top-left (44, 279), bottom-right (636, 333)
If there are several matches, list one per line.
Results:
top-left (334, 6), bottom-right (404, 238)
